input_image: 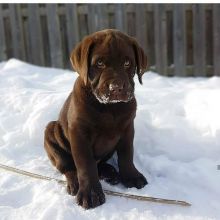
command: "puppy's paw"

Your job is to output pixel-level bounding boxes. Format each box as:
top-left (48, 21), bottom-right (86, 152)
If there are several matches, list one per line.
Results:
top-left (65, 171), bottom-right (79, 196)
top-left (67, 179), bottom-right (79, 196)
top-left (98, 163), bottom-right (120, 185)
top-left (121, 173), bottom-right (148, 189)
top-left (76, 182), bottom-right (105, 209)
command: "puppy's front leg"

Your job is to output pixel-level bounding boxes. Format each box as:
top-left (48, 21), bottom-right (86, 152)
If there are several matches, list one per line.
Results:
top-left (117, 122), bottom-right (148, 189)
top-left (69, 126), bottom-right (105, 209)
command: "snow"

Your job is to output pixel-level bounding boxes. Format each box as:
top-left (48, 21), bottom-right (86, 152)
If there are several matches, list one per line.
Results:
top-left (0, 59), bottom-right (220, 220)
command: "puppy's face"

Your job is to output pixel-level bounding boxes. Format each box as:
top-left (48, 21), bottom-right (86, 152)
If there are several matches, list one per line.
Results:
top-left (70, 30), bottom-right (147, 104)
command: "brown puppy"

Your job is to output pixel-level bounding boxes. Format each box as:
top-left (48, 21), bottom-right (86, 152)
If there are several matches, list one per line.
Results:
top-left (44, 29), bottom-right (148, 209)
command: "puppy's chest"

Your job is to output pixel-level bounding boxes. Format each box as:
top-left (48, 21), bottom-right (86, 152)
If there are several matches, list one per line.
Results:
top-left (92, 113), bottom-right (125, 160)
top-left (92, 132), bottom-right (120, 160)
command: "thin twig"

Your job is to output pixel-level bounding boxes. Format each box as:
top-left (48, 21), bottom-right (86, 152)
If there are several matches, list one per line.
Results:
top-left (0, 163), bottom-right (191, 207)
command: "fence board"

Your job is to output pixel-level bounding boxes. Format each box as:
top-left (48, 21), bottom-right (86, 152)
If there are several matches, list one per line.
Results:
top-left (0, 5), bottom-right (7, 60)
top-left (88, 4), bottom-right (96, 33)
top-left (96, 4), bottom-right (108, 31)
top-left (65, 4), bottom-right (79, 54)
top-left (173, 4), bottom-right (186, 76)
top-left (193, 4), bottom-right (206, 76)
top-left (28, 4), bottom-right (44, 66)
top-left (146, 8), bottom-right (155, 66)
top-left (46, 4), bottom-right (63, 68)
top-left (154, 4), bottom-right (167, 75)
top-left (213, 5), bottom-right (220, 76)
top-left (115, 4), bottom-right (125, 32)
top-left (135, 4), bottom-right (147, 54)
top-left (9, 4), bottom-right (25, 60)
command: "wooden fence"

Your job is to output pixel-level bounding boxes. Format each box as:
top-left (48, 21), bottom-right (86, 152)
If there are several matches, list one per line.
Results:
top-left (0, 3), bottom-right (220, 76)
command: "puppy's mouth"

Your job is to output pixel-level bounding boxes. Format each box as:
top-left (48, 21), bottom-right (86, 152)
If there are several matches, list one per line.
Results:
top-left (93, 90), bottom-right (134, 104)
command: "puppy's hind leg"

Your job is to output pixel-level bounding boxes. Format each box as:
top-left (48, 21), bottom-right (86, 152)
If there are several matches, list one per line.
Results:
top-left (44, 121), bottom-right (79, 195)
top-left (98, 162), bottom-right (120, 185)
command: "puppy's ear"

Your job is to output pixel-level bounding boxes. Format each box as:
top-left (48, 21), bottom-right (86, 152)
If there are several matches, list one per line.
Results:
top-left (132, 39), bottom-right (148, 84)
top-left (70, 37), bottom-right (93, 86)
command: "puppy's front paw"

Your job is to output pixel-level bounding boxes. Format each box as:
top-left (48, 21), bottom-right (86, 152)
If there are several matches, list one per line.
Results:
top-left (76, 182), bottom-right (105, 209)
top-left (121, 173), bottom-right (148, 189)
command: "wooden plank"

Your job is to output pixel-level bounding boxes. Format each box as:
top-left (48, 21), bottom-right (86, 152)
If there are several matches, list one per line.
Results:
top-left (9, 4), bottom-right (26, 60)
top-left (146, 7), bottom-right (155, 67)
top-left (135, 4), bottom-right (147, 53)
top-left (126, 9), bottom-right (135, 36)
top-left (173, 4), bottom-right (186, 76)
top-left (96, 4), bottom-right (108, 31)
top-left (186, 9), bottom-right (193, 66)
top-left (108, 5), bottom-right (115, 29)
top-left (59, 13), bottom-right (69, 69)
top-left (46, 4), bottom-right (63, 68)
top-left (65, 4), bottom-right (79, 54)
top-left (193, 4), bottom-right (206, 76)
top-left (205, 9), bottom-right (213, 66)
top-left (167, 9), bottom-right (173, 68)
top-left (154, 4), bottom-right (167, 75)
top-left (87, 4), bottom-right (96, 33)
top-left (0, 5), bottom-right (7, 60)
top-left (28, 4), bottom-right (44, 66)
top-left (213, 4), bottom-right (220, 76)
top-left (40, 14), bottom-right (51, 66)
top-left (115, 4), bottom-right (125, 32)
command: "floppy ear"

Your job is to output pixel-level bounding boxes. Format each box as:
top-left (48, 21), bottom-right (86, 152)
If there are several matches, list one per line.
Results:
top-left (132, 40), bottom-right (148, 84)
top-left (70, 36), bottom-right (93, 86)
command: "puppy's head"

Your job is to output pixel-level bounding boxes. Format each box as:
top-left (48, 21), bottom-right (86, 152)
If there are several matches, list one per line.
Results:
top-left (70, 29), bottom-right (147, 104)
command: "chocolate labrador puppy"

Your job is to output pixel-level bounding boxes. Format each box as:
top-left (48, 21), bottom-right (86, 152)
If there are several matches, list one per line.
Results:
top-left (44, 29), bottom-right (148, 209)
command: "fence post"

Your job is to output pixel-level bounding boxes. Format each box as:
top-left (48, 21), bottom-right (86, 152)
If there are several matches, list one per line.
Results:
top-left (193, 4), bottom-right (206, 76)
top-left (115, 4), bottom-right (126, 32)
top-left (0, 5), bottom-right (7, 61)
top-left (213, 4), bottom-right (220, 76)
top-left (65, 4), bottom-right (79, 54)
top-left (135, 4), bottom-right (147, 54)
top-left (28, 4), bottom-right (44, 66)
top-left (46, 4), bottom-right (63, 68)
top-left (154, 4), bottom-right (168, 75)
top-left (173, 4), bottom-right (186, 76)
top-left (96, 4), bottom-right (108, 31)
top-left (9, 4), bottom-right (26, 60)
top-left (88, 4), bottom-right (97, 33)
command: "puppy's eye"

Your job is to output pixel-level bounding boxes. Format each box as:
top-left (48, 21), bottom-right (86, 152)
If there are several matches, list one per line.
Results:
top-left (124, 60), bottom-right (130, 68)
top-left (96, 60), bottom-right (105, 68)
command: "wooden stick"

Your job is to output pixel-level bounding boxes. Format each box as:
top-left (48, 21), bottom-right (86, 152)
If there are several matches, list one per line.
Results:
top-left (0, 163), bottom-right (191, 207)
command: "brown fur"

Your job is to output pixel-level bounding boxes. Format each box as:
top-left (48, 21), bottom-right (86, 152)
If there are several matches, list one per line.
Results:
top-left (44, 29), bottom-right (148, 209)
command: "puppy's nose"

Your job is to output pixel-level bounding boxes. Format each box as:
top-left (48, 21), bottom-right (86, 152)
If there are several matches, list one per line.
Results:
top-left (109, 82), bottom-right (125, 94)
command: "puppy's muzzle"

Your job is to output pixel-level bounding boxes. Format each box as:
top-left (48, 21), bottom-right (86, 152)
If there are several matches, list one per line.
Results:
top-left (94, 80), bottom-right (134, 104)
top-left (108, 81), bottom-right (125, 96)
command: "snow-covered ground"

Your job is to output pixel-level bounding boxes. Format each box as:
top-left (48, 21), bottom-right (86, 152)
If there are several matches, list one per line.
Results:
top-left (0, 59), bottom-right (220, 220)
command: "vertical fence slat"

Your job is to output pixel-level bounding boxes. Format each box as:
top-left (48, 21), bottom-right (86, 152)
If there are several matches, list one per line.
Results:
top-left (46, 4), bottom-right (63, 68)
top-left (115, 4), bottom-right (125, 32)
top-left (173, 4), bottom-right (186, 76)
top-left (88, 4), bottom-right (97, 33)
top-left (193, 4), bottom-right (206, 76)
top-left (213, 4), bottom-right (220, 76)
top-left (9, 4), bottom-right (26, 60)
top-left (96, 4), bottom-right (108, 31)
top-left (136, 4), bottom-right (147, 54)
top-left (146, 6), bottom-right (155, 67)
top-left (154, 4), bottom-right (167, 75)
top-left (66, 4), bottom-right (79, 54)
top-left (28, 4), bottom-right (44, 66)
top-left (0, 5), bottom-right (7, 60)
